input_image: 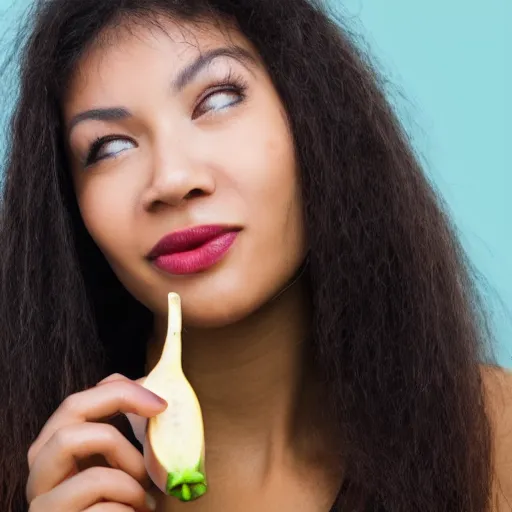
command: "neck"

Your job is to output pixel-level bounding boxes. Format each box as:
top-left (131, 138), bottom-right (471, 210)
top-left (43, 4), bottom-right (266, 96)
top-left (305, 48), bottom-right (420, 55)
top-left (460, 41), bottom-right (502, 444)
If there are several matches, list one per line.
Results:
top-left (146, 278), bottom-right (332, 467)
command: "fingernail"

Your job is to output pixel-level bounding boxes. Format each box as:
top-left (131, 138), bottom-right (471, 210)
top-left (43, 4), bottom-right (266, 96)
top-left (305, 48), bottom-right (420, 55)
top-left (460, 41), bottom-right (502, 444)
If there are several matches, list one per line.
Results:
top-left (145, 491), bottom-right (157, 511)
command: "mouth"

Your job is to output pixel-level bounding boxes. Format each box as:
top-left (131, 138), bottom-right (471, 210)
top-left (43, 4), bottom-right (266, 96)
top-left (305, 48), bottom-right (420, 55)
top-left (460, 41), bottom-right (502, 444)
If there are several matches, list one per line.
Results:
top-left (147, 224), bottom-right (241, 276)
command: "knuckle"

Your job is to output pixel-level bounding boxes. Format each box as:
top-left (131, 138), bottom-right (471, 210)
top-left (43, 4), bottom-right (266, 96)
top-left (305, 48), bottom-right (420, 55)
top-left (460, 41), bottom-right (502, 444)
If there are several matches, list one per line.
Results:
top-left (28, 496), bottom-right (44, 512)
top-left (83, 466), bottom-right (112, 487)
top-left (109, 372), bottom-right (128, 380)
top-left (98, 373), bottom-right (127, 385)
top-left (84, 467), bottom-right (143, 500)
top-left (126, 481), bottom-right (146, 504)
top-left (111, 382), bottom-right (134, 405)
top-left (60, 393), bottom-right (81, 414)
top-left (100, 423), bottom-right (120, 444)
top-left (27, 442), bottom-right (38, 467)
top-left (51, 426), bottom-right (74, 451)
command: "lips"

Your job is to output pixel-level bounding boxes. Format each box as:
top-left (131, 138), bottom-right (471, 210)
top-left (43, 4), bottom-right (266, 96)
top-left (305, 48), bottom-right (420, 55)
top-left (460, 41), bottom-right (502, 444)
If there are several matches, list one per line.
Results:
top-left (148, 225), bottom-right (240, 275)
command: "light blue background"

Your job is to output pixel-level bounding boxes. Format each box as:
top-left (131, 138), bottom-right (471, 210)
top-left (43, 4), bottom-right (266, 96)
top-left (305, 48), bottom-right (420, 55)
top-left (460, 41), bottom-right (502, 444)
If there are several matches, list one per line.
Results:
top-left (334, 1), bottom-right (511, 367)
top-left (1, 0), bottom-right (511, 367)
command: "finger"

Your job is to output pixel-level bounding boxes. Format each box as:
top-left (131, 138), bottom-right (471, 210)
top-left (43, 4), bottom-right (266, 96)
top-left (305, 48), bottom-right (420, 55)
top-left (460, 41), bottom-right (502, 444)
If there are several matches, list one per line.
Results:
top-left (96, 374), bottom-right (146, 387)
top-left (28, 381), bottom-right (167, 467)
top-left (27, 423), bottom-right (149, 502)
top-left (29, 467), bottom-right (155, 512)
top-left (125, 413), bottom-right (148, 447)
top-left (84, 504), bottom-right (136, 512)
top-left (97, 375), bottom-right (148, 445)
top-left (96, 374), bottom-right (134, 387)
top-left (98, 375), bottom-right (149, 445)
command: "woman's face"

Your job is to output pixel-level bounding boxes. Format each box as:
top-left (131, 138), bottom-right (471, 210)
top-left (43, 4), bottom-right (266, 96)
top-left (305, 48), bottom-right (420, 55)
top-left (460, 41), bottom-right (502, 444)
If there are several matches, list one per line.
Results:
top-left (63, 17), bottom-right (306, 326)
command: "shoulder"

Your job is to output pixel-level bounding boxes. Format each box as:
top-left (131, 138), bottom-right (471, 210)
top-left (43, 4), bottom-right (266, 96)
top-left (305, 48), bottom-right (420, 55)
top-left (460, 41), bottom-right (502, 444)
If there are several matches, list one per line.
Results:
top-left (481, 365), bottom-right (512, 509)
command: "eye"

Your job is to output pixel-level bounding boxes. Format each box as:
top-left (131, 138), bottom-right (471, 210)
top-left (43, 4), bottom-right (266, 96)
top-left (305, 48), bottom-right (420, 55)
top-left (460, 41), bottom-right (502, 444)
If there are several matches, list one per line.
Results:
top-left (85, 136), bottom-right (135, 167)
top-left (193, 87), bottom-right (245, 120)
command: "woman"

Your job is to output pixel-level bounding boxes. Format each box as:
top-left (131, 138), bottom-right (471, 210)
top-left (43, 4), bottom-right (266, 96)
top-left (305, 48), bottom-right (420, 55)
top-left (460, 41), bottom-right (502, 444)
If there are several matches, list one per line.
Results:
top-left (0, 0), bottom-right (510, 510)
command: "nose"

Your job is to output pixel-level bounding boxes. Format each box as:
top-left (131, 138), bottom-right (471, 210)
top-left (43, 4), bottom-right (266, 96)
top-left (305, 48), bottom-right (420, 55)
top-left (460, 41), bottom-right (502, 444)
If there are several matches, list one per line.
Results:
top-left (141, 145), bottom-right (215, 211)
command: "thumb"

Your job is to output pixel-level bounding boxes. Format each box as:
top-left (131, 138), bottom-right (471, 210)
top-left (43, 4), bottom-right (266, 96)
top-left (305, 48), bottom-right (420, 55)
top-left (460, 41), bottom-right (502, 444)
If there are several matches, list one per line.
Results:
top-left (126, 412), bottom-right (148, 446)
top-left (126, 376), bottom-right (149, 445)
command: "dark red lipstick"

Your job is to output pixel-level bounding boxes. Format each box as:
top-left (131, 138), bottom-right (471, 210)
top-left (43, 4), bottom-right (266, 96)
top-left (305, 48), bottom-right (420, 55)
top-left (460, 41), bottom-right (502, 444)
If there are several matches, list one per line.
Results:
top-left (148, 225), bottom-right (240, 275)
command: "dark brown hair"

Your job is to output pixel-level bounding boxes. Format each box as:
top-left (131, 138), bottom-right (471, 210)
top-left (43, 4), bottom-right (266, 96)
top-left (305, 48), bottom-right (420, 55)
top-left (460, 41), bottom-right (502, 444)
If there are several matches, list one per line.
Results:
top-left (0, 0), bottom-right (495, 510)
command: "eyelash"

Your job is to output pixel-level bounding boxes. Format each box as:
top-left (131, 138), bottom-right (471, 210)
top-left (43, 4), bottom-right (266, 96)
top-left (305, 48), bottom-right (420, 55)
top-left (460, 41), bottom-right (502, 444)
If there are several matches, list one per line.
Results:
top-left (194, 69), bottom-right (248, 119)
top-left (83, 70), bottom-right (249, 167)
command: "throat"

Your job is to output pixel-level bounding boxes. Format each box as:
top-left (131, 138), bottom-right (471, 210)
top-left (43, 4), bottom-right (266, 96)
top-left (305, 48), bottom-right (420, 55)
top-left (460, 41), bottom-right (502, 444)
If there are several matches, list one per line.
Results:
top-left (146, 277), bottom-right (342, 509)
top-left (149, 446), bottom-right (343, 512)
top-left (147, 276), bottom-right (316, 437)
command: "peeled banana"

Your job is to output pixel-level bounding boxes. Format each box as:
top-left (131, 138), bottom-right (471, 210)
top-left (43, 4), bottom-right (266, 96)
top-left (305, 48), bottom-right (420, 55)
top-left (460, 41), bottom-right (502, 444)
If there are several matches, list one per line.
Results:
top-left (142, 292), bottom-right (207, 501)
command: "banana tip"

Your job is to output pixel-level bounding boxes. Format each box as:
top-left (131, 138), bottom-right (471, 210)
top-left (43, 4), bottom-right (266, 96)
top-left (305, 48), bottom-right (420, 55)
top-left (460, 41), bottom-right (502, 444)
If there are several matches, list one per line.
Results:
top-left (168, 292), bottom-right (181, 304)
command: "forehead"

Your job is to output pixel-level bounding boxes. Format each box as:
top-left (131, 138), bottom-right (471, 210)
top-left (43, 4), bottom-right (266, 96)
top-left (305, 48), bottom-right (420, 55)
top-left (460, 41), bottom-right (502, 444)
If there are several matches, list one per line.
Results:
top-left (62, 15), bottom-right (253, 113)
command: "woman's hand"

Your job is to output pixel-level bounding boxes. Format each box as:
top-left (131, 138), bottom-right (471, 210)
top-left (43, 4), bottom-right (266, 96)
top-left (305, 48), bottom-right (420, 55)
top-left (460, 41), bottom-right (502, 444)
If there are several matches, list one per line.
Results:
top-left (26, 374), bottom-right (166, 512)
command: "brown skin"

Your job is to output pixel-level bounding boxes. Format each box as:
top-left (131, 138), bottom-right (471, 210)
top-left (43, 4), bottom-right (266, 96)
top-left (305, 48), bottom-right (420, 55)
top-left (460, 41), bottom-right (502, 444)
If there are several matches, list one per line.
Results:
top-left (25, 369), bottom-right (512, 512)
top-left (146, 282), bottom-right (342, 512)
top-left (27, 17), bottom-right (339, 512)
top-left (65, 19), bottom-right (306, 328)
top-left (24, 16), bottom-right (512, 512)
top-left (26, 378), bottom-right (166, 512)
top-left (484, 367), bottom-right (512, 510)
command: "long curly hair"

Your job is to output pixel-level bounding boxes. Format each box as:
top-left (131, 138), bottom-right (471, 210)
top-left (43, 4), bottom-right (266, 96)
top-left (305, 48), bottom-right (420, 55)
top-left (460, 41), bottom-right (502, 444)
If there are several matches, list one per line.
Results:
top-left (0, 0), bottom-right (496, 510)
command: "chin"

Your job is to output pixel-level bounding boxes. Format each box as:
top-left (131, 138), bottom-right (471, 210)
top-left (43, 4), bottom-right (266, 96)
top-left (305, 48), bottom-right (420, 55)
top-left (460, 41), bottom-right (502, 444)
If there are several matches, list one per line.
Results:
top-left (120, 254), bottom-right (307, 329)
top-left (179, 273), bottom-right (306, 330)
top-left (179, 290), bottom-right (269, 329)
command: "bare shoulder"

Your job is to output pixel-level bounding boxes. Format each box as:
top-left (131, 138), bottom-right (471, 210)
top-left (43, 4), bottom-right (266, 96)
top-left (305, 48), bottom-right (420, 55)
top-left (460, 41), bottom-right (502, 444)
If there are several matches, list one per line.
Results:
top-left (481, 365), bottom-right (512, 510)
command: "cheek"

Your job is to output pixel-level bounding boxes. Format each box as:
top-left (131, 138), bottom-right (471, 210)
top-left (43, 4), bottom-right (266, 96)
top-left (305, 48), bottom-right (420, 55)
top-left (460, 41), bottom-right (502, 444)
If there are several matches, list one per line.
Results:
top-left (220, 109), bottom-right (298, 199)
top-left (246, 128), bottom-right (303, 234)
top-left (74, 173), bottom-right (137, 258)
top-left (224, 119), bottom-right (306, 259)
top-left (260, 137), bottom-right (303, 239)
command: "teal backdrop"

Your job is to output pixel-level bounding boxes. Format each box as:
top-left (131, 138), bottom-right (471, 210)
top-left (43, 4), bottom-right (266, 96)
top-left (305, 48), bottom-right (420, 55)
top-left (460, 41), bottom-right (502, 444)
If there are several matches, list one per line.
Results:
top-left (1, 0), bottom-right (511, 367)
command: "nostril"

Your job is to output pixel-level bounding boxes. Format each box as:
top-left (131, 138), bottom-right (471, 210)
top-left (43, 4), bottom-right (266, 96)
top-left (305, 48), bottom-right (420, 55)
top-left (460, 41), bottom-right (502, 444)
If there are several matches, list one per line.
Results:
top-left (184, 189), bottom-right (203, 200)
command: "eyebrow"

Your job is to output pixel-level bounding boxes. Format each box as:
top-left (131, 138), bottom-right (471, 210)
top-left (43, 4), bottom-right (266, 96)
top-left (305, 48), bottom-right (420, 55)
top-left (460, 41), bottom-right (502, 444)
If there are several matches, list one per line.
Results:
top-left (68, 107), bottom-right (130, 135)
top-left (171, 45), bottom-right (256, 92)
top-left (67, 45), bottom-right (257, 135)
